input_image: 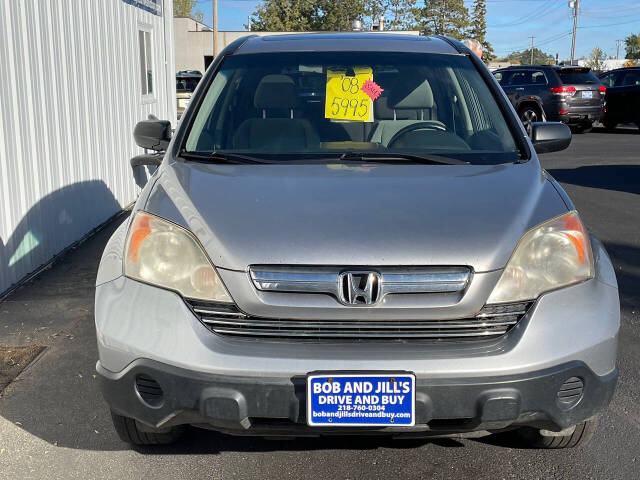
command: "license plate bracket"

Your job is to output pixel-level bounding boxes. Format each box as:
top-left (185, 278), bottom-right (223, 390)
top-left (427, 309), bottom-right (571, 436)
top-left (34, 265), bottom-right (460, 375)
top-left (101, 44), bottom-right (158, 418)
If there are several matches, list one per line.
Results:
top-left (307, 373), bottom-right (415, 427)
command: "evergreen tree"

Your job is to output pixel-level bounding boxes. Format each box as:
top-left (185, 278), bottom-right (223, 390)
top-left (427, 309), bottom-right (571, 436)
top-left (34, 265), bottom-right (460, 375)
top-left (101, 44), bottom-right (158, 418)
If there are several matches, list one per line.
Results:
top-left (250, 0), bottom-right (315, 31)
top-left (469, 0), bottom-right (494, 61)
top-left (313, 0), bottom-right (367, 31)
top-left (413, 0), bottom-right (470, 40)
top-left (386, 0), bottom-right (418, 30)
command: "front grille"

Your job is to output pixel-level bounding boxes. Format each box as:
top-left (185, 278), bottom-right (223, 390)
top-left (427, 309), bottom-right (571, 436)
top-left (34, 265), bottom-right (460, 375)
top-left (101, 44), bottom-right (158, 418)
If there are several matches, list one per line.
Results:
top-left (187, 300), bottom-right (531, 341)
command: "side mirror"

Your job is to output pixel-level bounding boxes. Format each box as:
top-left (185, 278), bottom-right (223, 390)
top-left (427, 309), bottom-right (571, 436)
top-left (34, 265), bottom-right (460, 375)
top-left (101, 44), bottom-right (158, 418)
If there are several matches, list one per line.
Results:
top-left (531, 122), bottom-right (572, 154)
top-left (133, 119), bottom-right (172, 151)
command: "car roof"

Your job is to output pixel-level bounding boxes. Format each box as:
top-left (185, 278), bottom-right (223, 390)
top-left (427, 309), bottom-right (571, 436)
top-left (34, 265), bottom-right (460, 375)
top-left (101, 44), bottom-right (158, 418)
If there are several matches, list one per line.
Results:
top-left (234, 33), bottom-right (460, 55)
top-left (177, 72), bottom-right (202, 78)
top-left (599, 67), bottom-right (640, 74)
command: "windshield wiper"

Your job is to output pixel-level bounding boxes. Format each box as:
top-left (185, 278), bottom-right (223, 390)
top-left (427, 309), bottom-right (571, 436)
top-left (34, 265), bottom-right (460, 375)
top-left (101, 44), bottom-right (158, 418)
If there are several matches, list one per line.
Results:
top-left (338, 152), bottom-right (469, 165)
top-left (179, 151), bottom-right (268, 164)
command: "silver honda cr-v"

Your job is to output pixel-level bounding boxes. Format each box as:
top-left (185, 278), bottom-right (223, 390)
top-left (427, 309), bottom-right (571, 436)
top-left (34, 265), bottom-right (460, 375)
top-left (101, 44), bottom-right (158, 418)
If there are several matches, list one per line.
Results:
top-left (95, 33), bottom-right (619, 448)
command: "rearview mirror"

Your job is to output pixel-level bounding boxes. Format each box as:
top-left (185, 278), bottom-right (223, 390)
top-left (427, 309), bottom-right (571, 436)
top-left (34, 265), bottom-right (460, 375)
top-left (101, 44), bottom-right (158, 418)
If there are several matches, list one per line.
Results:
top-left (133, 118), bottom-right (172, 151)
top-left (530, 122), bottom-right (572, 154)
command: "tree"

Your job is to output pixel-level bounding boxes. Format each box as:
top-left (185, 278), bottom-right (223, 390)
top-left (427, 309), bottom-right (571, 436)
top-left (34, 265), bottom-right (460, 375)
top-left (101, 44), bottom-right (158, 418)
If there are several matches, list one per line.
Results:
top-left (468, 0), bottom-right (493, 61)
top-left (361, 0), bottom-right (417, 30)
top-left (386, 0), bottom-right (418, 30)
top-left (173, 0), bottom-right (203, 22)
top-left (586, 46), bottom-right (606, 72)
top-left (413, 0), bottom-right (470, 40)
top-left (507, 48), bottom-right (554, 65)
top-left (250, 0), bottom-right (316, 31)
top-left (625, 33), bottom-right (640, 60)
top-left (313, 0), bottom-right (367, 31)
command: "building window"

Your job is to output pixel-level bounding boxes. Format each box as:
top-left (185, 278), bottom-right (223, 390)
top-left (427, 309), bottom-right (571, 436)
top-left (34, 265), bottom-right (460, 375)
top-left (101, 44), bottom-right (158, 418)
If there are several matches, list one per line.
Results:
top-left (138, 29), bottom-right (153, 96)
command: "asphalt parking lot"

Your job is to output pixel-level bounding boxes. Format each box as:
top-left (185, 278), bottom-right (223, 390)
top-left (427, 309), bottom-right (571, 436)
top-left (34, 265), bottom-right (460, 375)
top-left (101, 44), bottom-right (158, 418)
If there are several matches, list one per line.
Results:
top-left (0, 127), bottom-right (638, 479)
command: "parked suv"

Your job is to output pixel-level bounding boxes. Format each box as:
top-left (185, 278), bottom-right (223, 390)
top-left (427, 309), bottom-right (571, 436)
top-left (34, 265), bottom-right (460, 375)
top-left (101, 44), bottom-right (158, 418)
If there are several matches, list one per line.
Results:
top-left (176, 70), bottom-right (202, 119)
top-left (599, 67), bottom-right (640, 130)
top-left (493, 65), bottom-right (605, 134)
top-left (96, 34), bottom-right (619, 449)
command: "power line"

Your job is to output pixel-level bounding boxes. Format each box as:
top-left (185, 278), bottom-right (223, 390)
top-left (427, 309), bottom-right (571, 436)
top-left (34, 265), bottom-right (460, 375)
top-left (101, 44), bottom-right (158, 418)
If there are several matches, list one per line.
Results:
top-left (487, 0), bottom-right (560, 28)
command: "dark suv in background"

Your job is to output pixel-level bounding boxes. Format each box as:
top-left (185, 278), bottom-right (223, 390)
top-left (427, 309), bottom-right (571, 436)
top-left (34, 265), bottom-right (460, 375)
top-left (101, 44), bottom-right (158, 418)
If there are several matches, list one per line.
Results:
top-left (598, 67), bottom-right (640, 130)
top-left (493, 65), bottom-right (605, 134)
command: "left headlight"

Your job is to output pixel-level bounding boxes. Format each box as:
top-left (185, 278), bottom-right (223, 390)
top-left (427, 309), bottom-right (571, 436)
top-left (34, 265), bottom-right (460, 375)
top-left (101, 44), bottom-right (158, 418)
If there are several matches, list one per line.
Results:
top-left (124, 211), bottom-right (233, 303)
top-left (487, 211), bottom-right (594, 304)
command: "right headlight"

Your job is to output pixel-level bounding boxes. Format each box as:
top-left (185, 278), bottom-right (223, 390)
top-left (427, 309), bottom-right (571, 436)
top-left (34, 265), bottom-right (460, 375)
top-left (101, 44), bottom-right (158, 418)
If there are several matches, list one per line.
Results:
top-left (487, 211), bottom-right (594, 304)
top-left (124, 211), bottom-right (232, 303)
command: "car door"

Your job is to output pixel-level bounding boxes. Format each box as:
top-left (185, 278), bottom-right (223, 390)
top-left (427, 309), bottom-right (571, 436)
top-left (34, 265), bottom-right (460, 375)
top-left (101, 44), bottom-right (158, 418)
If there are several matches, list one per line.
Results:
top-left (617, 69), bottom-right (640, 123)
top-left (502, 70), bottom-right (526, 107)
top-left (600, 71), bottom-right (623, 123)
top-left (494, 70), bottom-right (517, 107)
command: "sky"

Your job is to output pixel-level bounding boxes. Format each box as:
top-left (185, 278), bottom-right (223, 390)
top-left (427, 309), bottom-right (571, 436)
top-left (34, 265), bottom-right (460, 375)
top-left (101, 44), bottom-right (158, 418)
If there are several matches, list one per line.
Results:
top-left (193, 0), bottom-right (640, 60)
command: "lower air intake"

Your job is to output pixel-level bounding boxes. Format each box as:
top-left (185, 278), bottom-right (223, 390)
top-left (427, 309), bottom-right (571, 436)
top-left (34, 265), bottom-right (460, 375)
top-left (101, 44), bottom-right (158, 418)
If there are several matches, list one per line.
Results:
top-left (135, 374), bottom-right (164, 407)
top-left (557, 376), bottom-right (584, 410)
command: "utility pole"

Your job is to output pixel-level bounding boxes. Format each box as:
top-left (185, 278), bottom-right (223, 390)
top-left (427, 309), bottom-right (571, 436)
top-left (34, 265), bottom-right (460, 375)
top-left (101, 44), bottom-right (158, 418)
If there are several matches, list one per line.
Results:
top-left (616, 39), bottom-right (622, 60)
top-left (569, 0), bottom-right (579, 65)
top-left (212, 0), bottom-right (218, 58)
top-left (529, 36), bottom-right (535, 64)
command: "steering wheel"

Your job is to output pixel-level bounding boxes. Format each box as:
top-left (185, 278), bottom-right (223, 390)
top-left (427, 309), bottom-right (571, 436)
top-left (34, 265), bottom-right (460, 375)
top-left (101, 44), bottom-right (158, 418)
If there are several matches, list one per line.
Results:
top-left (387, 121), bottom-right (447, 148)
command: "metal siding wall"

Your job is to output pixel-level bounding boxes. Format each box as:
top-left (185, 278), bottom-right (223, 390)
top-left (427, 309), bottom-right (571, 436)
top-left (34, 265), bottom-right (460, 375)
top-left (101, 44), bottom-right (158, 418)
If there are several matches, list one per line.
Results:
top-left (0, 0), bottom-right (175, 294)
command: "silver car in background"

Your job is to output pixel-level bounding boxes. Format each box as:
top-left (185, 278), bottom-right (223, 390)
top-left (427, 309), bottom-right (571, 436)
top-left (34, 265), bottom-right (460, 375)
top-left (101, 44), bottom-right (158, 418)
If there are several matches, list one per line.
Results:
top-left (95, 34), bottom-right (619, 448)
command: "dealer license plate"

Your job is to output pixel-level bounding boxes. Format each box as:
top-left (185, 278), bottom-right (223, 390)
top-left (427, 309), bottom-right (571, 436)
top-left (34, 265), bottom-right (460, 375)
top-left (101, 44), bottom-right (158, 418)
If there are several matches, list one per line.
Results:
top-left (307, 373), bottom-right (415, 427)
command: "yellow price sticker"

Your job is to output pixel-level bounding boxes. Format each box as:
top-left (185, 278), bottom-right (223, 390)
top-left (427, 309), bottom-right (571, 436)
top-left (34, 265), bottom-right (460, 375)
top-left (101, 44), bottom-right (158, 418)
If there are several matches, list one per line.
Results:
top-left (325, 67), bottom-right (374, 122)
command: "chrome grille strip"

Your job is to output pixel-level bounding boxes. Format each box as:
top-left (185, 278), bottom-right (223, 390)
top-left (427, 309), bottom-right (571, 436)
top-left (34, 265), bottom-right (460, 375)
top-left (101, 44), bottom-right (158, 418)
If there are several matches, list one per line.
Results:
top-left (209, 328), bottom-right (510, 339)
top-left (187, 300), bottom-right (531, 341)
top-left (200, 318), bottom-right (518, 329)
top-left (250, 266), bottom-right (471, 299)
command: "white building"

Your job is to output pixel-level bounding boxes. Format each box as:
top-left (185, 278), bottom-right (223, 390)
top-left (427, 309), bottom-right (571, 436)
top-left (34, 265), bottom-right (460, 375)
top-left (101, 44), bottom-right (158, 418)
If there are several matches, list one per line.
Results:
top-left (577, 58), bottom-right (635, 71)
top-left (0, 0), bottom-right (175, 296)
top-left (174, 17), bottom-right (421, 74)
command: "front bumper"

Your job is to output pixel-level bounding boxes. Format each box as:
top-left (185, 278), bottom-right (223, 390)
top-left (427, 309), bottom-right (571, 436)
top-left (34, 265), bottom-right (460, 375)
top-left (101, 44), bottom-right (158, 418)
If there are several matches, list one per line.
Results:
top-left (98, 358), bottom-right (617, 435)
top-left (95, 237), bottom-right (619, 436)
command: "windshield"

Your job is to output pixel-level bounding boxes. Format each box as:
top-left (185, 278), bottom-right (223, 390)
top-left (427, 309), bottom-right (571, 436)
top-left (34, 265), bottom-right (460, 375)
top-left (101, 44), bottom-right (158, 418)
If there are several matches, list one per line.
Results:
top-left (183, 52), bottom-right (521, 165)
top-left (176, 77), bottom-right (200, 92)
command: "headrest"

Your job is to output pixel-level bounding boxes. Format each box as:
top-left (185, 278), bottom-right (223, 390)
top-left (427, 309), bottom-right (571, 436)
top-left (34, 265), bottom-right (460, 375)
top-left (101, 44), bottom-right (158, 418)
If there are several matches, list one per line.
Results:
top-left (388, 78), bottom-right (434, 110)
top-left (254, 75), bottom-right (296, 109)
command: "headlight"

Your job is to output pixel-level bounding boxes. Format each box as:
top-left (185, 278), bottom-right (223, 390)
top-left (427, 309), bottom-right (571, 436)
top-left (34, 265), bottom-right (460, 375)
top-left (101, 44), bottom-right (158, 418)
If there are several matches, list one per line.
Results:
top-left (124, 212), bottom-right (232, 302)
top-left (487, 211), bottom-right (594, 304)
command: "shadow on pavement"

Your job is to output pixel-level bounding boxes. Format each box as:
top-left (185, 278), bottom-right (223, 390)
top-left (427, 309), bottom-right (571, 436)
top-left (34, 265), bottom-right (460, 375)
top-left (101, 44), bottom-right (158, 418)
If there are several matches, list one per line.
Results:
top-left (547, 165), bottom-right (640, 195)
top-left (590, 126), bottom-right (639, 135)
top-left (133, 428), bottom-right (466, 455)
top-left (603, 242), bottom-right (640, 313)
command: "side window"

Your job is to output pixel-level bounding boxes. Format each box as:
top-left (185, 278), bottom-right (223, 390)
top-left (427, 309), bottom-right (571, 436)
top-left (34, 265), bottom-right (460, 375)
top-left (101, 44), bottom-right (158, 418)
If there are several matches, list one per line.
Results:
top-left (599, 73), bottom-right (616, 87)
top-left (509, 71), bottom-right (531, 85)
top-left (138, 28), bottom-right (154, 97)
top-left (621, 71), bottom-right (640, 86)
top-left (493, 71), bottom-right (503, 84)
top-left (532, 71), bottom-right (547, 85)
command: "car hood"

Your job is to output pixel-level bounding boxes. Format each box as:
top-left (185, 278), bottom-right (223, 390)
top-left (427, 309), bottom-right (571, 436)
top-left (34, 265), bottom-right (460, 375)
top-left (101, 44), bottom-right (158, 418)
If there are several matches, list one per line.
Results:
top-left (147, 160), bottom-right (568, 272)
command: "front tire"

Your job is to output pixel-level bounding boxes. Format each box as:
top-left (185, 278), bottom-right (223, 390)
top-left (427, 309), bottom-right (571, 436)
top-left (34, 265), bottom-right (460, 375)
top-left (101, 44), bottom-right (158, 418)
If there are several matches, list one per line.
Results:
top-left (110, 411), bottom-right (185, 445)
top-left (518, 417), bottom-right (598, 449)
